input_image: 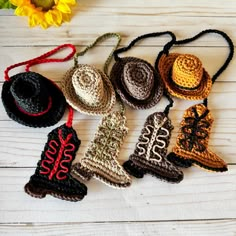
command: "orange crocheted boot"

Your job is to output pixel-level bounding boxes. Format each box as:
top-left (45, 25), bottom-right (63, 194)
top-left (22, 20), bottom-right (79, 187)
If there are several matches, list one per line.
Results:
top-left (167, 103), bottom-right (228, 172)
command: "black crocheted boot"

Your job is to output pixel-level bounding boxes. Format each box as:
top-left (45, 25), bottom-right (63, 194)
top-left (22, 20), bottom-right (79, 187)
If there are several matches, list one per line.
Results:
top-left (25, 124), bottom-right (87, 201)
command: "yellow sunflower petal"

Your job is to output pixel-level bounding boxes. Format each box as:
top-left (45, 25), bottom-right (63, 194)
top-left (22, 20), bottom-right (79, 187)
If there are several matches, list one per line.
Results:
top-left (40, 20), bottom-right (49, 29)
top-left (61, 13), bottom-right (71, 22)
top-left (60, 0), bottom-right (76, 5)
top-left (10, 0), bottom-right (24, 6)
top-left (45, 10), bottom-right (62, 26)
top-left (29, 14), bottom-right (40, 27)
top-left (12, 0), bottom-right (75, 29)
top-left (15, 6), bottom-right (34, 16)
top-left (56, 2), bottom-right (71, 14)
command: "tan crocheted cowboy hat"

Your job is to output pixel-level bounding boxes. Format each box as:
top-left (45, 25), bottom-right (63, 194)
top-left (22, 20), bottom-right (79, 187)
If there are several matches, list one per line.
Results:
top-left (110, 57), bottom-right (164, 109)
top-left (158, 53), bottom-right (212, 100)
top-left (62, 64), bottom-right (116, 116)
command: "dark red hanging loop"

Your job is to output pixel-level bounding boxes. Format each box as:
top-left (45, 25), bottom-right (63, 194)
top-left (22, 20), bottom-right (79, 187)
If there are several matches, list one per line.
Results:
top-left (4, 44), bottom-right (76, 81)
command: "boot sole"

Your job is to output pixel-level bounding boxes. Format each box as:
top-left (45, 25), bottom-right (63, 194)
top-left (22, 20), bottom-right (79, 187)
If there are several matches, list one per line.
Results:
top-left (24, 182), bottom-right (85, 202)
top-left (167, 152), bottom-right (228, 172)
top-left (124, 160), bottom-right (183, 183)
top-left (72, 163), bottom-right (131, 189)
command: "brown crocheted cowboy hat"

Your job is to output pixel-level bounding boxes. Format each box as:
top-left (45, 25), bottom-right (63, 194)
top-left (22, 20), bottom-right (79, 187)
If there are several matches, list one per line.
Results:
top-left (62, 64), bottom-right (116, 116)
top-left (110, 57), bottom-right (164, 109)
top-left (1, 72), bottom-right (66, 128)
top-left (158, 53), bottom-right (212, 100)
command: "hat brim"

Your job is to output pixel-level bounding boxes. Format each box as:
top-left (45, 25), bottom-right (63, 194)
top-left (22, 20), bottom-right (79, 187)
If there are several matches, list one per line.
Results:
top-left (158, 53), bottom-right (212, 100)
top-left (110, 57), bottom-right (164, 110)
top-left (1, 72), bottom-right (66, 128)
top-left (62, 65), bottom-right (116, 116)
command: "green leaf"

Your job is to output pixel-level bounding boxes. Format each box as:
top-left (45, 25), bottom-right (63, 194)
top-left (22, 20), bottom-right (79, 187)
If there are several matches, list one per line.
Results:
top-left (0, 0), bottom-right (16, 9)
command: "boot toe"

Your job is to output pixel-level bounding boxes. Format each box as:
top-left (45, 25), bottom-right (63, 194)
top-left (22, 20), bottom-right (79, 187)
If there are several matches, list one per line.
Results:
top-left (123, 160), bottom-right (145, 179)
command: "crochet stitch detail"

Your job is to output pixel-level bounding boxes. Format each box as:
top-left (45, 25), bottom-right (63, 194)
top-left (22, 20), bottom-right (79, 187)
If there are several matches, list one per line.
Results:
top-left (71, 111), bottom-right (132, 188)
top-left (167, 104), bottom-right (228, 172)
top-left (24, 124), bottom-right (87, 201)
top-left (123, 112), bottom-right (183, 183)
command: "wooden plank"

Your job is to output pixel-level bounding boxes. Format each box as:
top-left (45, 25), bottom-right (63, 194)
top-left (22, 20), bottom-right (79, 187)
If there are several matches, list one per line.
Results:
top-left (1, 0), bottom-right (236, 17)
top-left (79, 0), bottom-right (236, 17)
top-left (0, 46), bottom-right (234, 82)
top-left (0, 220), bottom-right (235, 236)
top-left (0, 14), bottom-right (235, 46)
top-left (0, 167), bottom-right (235, 223)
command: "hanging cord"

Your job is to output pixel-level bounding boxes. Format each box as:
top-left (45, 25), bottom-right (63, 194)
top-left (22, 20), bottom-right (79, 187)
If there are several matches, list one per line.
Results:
top-left (73, 33), bottom-right (126, 114)
top-left (163, 91), bottom-right (174, 115)
top-left (157, 29), bottom-right (234, 107)
top-left (74, 33), bottom-right (121, 76)
top-left (174, 29), bottom-right (234, 84)
top-left (114, 31), bottom-right (176, 61)
top-left (4, 44), bottom-right (77, 128)
top-left (4, 44), bottom-right (76, 81)
top-left (113, 31), bottom-right (176, 114)
top-left (25, 45), bottom-right (77, 128)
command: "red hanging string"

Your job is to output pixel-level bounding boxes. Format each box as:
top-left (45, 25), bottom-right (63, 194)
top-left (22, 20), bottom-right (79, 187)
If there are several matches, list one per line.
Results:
top-left (4, 44), bottom-right (76, 81)
top-left (66, 106), bottom-right (74, 128)
top-left (4, 43), bottom-right (77, 126)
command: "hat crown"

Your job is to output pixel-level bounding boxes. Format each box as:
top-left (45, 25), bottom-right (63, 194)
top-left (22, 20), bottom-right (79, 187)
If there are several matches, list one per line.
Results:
top-left (123, 61), bottom-right (154, 100)
top-left (72, 65), bottom-right (105, 106)
top-left (10, 73), bottom-right (50, 114)
top-left (172, 54), bottom-right (203, 88)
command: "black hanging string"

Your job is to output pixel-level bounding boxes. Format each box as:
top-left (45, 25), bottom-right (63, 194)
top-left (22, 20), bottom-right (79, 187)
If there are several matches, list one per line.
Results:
top-left (113, 31), bottom-right (177, 113)
top-left (174, 29), bottom-right (234, 84)
top-left (114, 31), bottom-right (176, 61)
top-left (155, 29), bottom-right (234, 107)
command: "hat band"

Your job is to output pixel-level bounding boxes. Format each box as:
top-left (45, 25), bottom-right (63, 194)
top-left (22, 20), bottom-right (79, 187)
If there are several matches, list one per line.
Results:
top-left (169, 71), bottom-right (202, 91)
top-left (15, 97), bottom-right (52, 117)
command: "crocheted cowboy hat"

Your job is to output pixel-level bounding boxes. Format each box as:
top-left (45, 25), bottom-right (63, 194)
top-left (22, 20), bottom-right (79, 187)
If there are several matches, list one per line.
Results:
top-left (110, 57), bottom-right (164, 109)
top-left (62, 64), bottom-right (116, 116)
top-left (110, 31), bottom-right (177, 109)
top-left (2, 72), bottom-right (66, 127)
top-left (158, 53), bottom-right (212, 100)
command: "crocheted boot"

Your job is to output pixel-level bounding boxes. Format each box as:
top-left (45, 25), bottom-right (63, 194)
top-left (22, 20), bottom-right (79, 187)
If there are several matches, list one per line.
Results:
top-left (123, 112), bottom-right (183, 183)
top-left (71, 111), bottom-right (132, 188)
top-left (167, 104), bottom-right (228, 172)
top-left (25, 124), bottom-right (87, 201)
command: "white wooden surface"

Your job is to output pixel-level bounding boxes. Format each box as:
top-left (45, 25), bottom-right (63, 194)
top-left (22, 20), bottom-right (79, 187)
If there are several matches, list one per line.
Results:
top-left (0, 0), bottom-right (236, 235)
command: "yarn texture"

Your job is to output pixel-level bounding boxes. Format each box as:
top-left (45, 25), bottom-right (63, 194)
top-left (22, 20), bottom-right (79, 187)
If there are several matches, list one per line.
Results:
top-left (123, 112), bottom-right (183, 183)
top-left (71, 111), bottom-right (131, 188)
top-left (167, 104), bottom-right (228, 172)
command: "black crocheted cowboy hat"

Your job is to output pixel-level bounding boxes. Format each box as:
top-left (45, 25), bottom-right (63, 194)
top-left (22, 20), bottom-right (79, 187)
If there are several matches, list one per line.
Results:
top-left (2, 71), bottom-right (66, 127)
top-left (110, 57), bottom-right (164, 110)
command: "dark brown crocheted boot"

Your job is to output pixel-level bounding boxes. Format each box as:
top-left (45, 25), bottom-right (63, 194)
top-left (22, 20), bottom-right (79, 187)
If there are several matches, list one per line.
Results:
top-left (123, 112), bottom-right (183, 183)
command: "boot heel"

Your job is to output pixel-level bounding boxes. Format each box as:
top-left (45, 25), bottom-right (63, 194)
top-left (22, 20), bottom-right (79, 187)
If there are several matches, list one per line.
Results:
top-left (24, 181), bottom-right (47, 199)
top-left (71, 163), bottom-right (93, 181)
top-left (167, 152), bottom-right (193, 168)
top-left (123, 160), bottom-right (145, 178)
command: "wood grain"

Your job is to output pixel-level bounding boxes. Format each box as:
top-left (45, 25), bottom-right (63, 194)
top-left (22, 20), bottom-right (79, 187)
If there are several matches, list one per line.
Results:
top-left (0, 0), bottom-right (236, 234)
top-left (0, 220), bottom-right (235, 236)
top-left (0, 167), bottom-right (235, 223)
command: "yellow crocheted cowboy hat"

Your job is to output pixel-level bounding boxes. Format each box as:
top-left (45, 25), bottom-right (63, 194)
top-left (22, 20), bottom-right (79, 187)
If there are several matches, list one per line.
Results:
top-left (158, 53), bottom-right (212, 100)
top-left (62, 64), bottom-right (116, 116)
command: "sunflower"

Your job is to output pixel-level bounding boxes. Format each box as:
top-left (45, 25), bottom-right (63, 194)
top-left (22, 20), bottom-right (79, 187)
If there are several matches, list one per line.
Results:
top-left (10, 0), bottom-right (76, 29)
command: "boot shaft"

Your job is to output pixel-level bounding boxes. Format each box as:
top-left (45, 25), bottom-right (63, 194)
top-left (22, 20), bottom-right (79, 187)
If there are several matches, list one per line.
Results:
top-left (37, 124), bottom-right (80, 181)
top-left (133, 112), bottom-right (173, 163)
top-left (177, 104), bottom-right (213, 152)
